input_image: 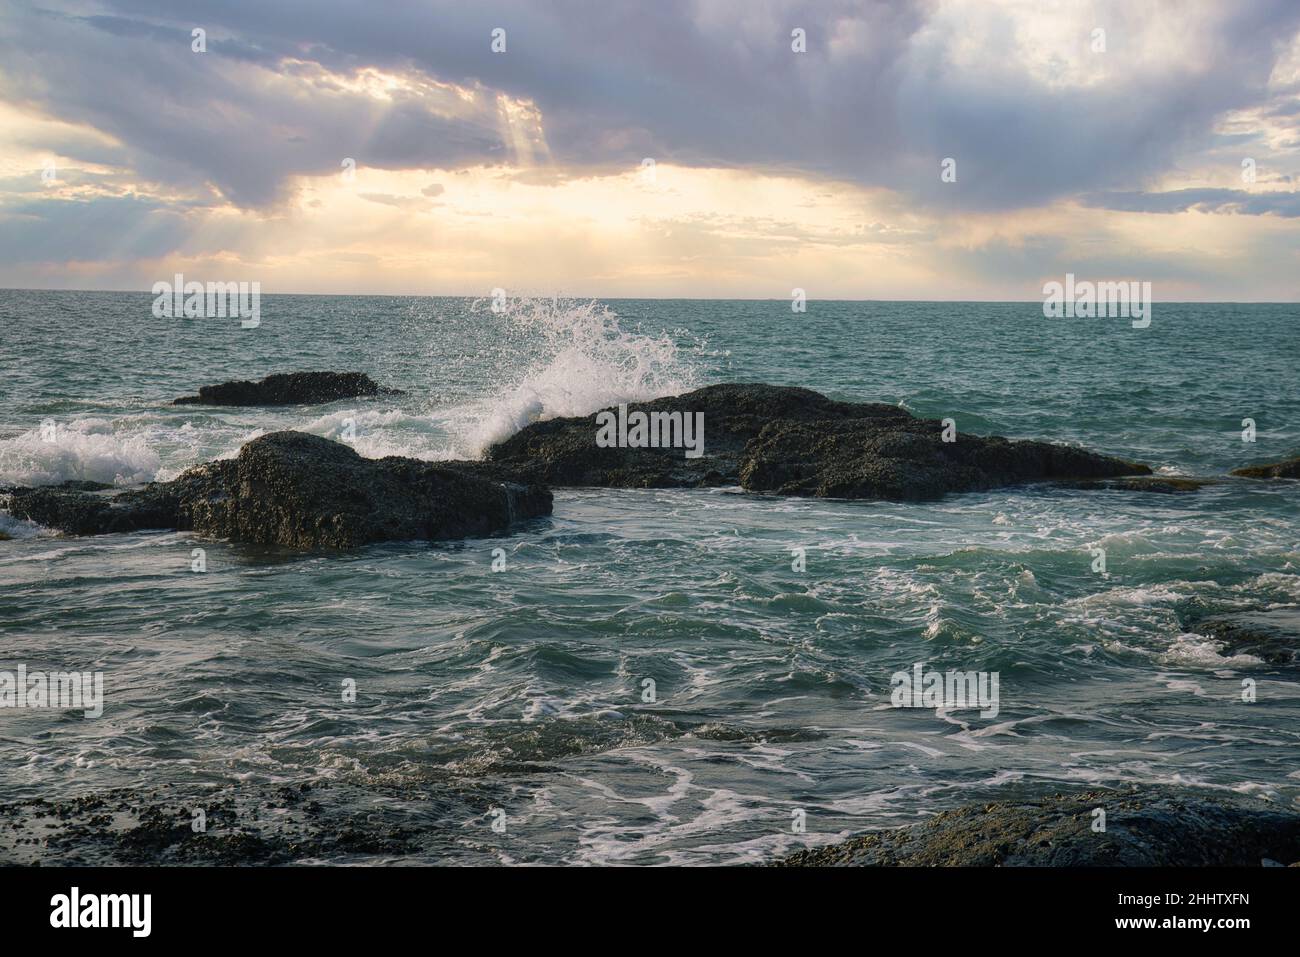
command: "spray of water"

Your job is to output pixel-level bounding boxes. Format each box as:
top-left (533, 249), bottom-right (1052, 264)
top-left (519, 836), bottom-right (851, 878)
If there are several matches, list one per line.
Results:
top-left (449, 297), bottom-right (704, 457)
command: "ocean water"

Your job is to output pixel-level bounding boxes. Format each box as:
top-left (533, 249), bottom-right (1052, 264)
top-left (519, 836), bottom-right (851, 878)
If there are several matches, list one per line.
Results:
top-left (1, 289), bottom-right (1299, 865)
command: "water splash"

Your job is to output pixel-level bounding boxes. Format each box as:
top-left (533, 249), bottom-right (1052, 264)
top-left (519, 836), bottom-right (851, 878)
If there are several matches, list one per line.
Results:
top-left (449, 297), bottom-right (703, 456)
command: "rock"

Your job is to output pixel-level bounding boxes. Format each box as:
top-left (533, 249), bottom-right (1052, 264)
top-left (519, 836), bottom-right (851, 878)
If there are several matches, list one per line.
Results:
top-left (172, 371), bottom-right (402, 406)
top-left (1187, 606), bottom-right (1300, 665)
top-left (487, 383), bottom-right (1149, 499)
top-left (174, 432), bottom-right (551, 548)
top-left (1056, 476), bottom-right (1213, 493)
top-left (3, 484), bottom-right (179, 536)
top-left (775, 787), bottom-right (1300, 866)
top-left (3, 432), bottom-right (551, 548)
top-left (741, 419), bottom-right (1146, 499)
top-left (1231, 456), bottom-right (1300, 479)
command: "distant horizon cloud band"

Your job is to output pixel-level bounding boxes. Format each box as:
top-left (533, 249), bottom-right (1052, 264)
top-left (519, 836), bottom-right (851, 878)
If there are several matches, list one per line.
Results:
top-left (3, 0), bottom-right (1300, 300)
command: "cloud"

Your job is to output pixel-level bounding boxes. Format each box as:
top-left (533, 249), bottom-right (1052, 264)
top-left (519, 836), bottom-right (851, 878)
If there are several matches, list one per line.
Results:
top-left (3, 0), bottom-right (1300, 299)
top-left (2, 0), bottom-right (1297, 212)
top-left (0, 3), bottom-right (521, 207)
top-left (359, 191), bottom-right (434, 210)
top-left (0, 194), bottom-right (193, 263)
top-left (1083, 187), bottom-right (1300, 216)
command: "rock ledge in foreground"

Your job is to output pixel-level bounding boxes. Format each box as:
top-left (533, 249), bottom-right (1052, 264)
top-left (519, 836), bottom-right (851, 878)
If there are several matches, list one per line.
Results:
top-left (775, 787), bottom-right (1300, 866)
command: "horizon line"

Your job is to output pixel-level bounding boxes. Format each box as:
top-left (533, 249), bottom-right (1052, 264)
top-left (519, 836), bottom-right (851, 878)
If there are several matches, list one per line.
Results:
top-left (1, 286), bottom-right (1298, 305)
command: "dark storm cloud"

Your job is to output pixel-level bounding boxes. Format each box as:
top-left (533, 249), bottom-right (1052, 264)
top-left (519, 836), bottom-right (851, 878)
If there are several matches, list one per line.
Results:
top-left (3, 0), bottom-right (1300, 212)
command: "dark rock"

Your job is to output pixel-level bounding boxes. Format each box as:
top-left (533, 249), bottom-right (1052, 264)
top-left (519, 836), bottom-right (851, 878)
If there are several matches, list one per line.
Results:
top-left (1188, 607), bottom-right (1300, 665)
top-left (488, 383), bottom-right (1149, 499)
top-left (775, 787), bottom-right (1300, 866)
top-left (1056, 476), bottom-right (1213, 494)
top-left (173, 431), bottom-right (551, 548)
top-left (3, 484), bottom-right (180, 536)
top-left (0, 781), bottom-right (426, 865)
top-left (172, 371), bottom-right (402, 406)
top-left (0, 479), bottom-right (128, 538)
top-left (741, 419), bottom-right (1146, 499)
top-left (3, 432), bottom-right (551, 548)
top-left (45, 479), bottom-right (115, 492)
top-left (1231, 456), bottom-right (1300, 479)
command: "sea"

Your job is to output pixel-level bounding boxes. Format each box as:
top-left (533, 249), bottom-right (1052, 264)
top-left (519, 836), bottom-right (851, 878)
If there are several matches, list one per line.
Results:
top-left (1, 289), bottom-right (1298, 864)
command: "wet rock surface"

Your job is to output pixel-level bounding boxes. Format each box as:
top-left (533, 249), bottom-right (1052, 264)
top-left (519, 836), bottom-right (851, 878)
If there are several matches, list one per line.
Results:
top-left (2, 432), bottom-right (551, 548)
top-left (1231, 456), bottom-right (1300, 479)
top-left (1056, 475), bottom-right (1214, 494)
top-left (776, 787), bottom-right (1300, 866)
top-left (488, 383), bottom-right (1150, 498)
top-left (172, 371), bottom-right (402, 406)
top-left (0, 782), bottom-right (455, 866)
top-left (2, 482), bottom-right (180, 536)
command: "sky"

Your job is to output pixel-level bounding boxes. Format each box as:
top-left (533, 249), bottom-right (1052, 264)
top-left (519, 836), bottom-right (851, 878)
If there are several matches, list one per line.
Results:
top-left (2, 0), bottom-right (1300, 300)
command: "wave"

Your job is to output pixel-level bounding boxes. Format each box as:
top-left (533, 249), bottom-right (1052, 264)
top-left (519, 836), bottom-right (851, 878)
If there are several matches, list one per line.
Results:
top-left (445, 297), bottom-right (703, 457)
top-left (0, 419), bottom-right (161, 486)
top-left (298, 408), bottom-right (459, 462)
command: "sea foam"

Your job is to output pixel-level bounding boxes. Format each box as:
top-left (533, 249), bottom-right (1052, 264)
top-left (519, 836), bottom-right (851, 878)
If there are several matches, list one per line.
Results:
top-left (0, 420), bottom-right (161, 486)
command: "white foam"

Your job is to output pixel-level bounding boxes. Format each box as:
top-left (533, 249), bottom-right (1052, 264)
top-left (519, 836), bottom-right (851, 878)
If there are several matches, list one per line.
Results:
top-left (0, 512), bottom-right (44, 540)
top-left (448, 297), bottom-right (701, 456)
top-left (0, 421), bottom-right (161, 486)
top-left (299, 408), bottom-right (458, 461)
top-left (1161, 633), bottom-right (1265, 669)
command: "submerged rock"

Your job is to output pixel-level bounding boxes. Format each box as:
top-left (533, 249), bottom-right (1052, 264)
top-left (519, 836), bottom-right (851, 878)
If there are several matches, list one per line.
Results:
top-left (2, 432), bottom-right (551, 548)
top-left (776, 787), bottom-right (1300, 866)
top-left (1231, 456), bottom-right (1300, 479)
top-left (1056, 475), bottom-right (1214, 494)
top-left (488, 383), bottom-right (1149, 498)
top-left (1189, 606), bottom-right (1300, 665)
top-left (172, 371), bottom-right (402, 406)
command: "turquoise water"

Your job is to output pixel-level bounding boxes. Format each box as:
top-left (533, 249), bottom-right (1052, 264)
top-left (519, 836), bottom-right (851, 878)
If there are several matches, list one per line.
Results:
top-left (2, 290), bottom-right (1299, 864)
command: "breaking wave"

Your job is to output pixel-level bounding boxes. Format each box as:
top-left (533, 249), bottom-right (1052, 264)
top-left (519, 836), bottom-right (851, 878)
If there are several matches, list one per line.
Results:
top-left (447, 297), bottom-right (703, 457)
